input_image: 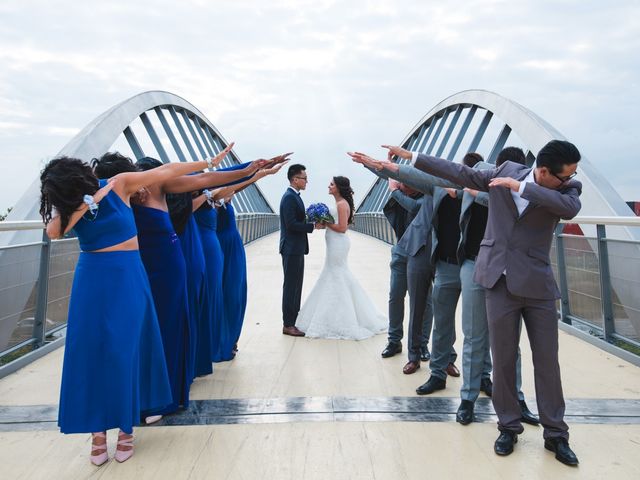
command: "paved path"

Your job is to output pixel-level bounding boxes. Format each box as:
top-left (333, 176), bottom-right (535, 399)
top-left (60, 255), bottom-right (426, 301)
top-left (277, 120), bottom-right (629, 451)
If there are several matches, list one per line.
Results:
top-left (1, 231), bottom-right (639, 479)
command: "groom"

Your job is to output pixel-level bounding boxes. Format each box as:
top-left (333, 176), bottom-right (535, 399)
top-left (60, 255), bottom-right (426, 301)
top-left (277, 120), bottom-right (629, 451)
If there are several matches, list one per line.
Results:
top-left (280, 164), bottom-right (317, 336)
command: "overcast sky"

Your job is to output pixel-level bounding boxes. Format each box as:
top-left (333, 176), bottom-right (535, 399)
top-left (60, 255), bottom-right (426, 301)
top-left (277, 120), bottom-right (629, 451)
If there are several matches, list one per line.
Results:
top-left (0, 0), bottom-right (638, 215)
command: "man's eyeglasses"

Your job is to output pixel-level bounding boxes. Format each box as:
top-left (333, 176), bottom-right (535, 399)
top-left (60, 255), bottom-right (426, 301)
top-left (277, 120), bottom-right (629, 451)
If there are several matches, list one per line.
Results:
top-left (294, 176), bottom-right (308, 182)
top-left (552, 171), bottom-right (578, 183)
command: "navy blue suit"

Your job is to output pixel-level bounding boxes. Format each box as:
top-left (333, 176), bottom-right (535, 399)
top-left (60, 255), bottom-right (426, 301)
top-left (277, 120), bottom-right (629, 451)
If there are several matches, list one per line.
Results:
top-left (280, 187), bottom-right (314, 327)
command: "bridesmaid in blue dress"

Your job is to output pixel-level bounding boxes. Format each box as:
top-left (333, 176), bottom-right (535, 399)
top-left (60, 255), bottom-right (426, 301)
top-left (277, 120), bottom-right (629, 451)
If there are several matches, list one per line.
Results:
top-left (93, 146), bottom-right (263, 415)
top-left (167, 192), bottom-right (212, 378)
top-left (193, 192), bottom-right (231, 362)
top-left (163, 155), bottom-right (276, 377)
top-left (213, 161), bottom-right (288, 353)
top-left (165, 153), bottom-right (291, 370)
top-left (217, 199), bottom-right (248, 350)
top-left (39, 154), bottom-right (218, 466)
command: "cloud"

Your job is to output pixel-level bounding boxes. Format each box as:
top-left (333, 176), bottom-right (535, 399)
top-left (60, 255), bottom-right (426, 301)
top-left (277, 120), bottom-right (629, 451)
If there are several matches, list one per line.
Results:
top-left (0, 0), bottom-right (639, 214)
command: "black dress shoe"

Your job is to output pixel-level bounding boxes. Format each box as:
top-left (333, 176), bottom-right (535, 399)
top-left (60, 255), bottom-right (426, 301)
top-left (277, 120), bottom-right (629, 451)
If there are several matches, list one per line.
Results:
top-left (416, 376), bottom-right (446, 395)
top-left (456, 400), bottom-right (474, 425)
top-left (420, 346), bottom-right (431, 362)
top-left (519, 400), bottom-right (540, 426)
top-left (544, 437), bottom-right (579, 466)
top-left (494, 431), bottom-right (518, 456)
top-left (480, 377), bottom-right (493, 397)
top-left (381, 342), bottom-right (402, 358)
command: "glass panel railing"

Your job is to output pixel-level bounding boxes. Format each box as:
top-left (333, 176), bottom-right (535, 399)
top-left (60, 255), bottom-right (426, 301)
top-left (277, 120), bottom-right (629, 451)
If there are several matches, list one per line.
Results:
top-left (606, 240), bottom-right (640, 343)
top-left (0, 243), bottom-right (42, 354)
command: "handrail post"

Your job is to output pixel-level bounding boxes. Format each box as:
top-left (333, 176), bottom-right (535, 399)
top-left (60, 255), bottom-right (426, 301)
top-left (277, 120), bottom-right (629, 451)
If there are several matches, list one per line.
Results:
top-left (554, 224), bottom-right (572, 325)
top-left (32, 231), bottom-right (51, 348)
top-left (596, 224), bottom-right (615, 342)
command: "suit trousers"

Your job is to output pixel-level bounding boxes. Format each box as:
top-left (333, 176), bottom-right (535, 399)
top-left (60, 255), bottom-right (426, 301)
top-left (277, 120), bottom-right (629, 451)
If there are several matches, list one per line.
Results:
top-left (406, 246), bottom-right (434, 362)
top-left (429, 260), bottom-right (459, 379)
top-left (486, 275), bottom-right (568, 439)
top-left (389, 250), bottom-right (433, 347)
top-left (281, 254), bottom-right (305, 327)
top-left (460, 259), bottom-right (492, 401)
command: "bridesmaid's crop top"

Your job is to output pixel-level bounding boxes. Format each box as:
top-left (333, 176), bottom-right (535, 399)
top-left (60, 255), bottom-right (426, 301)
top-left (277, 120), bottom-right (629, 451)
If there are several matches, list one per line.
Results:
top-left (73, 179), bottom-right (138, 251)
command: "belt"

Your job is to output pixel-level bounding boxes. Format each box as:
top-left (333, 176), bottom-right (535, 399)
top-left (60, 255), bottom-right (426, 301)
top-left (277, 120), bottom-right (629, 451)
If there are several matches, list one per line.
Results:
top-left (438, 256), bottom-right (459, 265)
top-left (465, 254), bottom-right (478, 261)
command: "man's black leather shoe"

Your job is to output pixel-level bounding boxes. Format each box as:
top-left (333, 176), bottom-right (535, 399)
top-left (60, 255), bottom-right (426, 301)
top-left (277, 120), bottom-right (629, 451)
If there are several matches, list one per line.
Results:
top-left (456, 400), bottom-right (474, 425)
top-left (494, 431), bottom-right (518, 456)
top-left (480, 377), bottom-right (493, 397)
top-left (415, 376), bottom-right (446, 395)
top-left (544, 437), bottom-right (579, 466)
top-left (420, 346), bottom-right (431, 362)
top-left (519, 400), bottom-right (540, 426)
top-left (381, 342), bottom-right (402, 358)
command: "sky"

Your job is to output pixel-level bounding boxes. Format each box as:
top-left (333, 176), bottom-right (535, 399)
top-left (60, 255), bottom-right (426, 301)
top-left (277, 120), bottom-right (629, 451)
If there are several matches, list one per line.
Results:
top-left (0, 0), bottom-right (639, 215)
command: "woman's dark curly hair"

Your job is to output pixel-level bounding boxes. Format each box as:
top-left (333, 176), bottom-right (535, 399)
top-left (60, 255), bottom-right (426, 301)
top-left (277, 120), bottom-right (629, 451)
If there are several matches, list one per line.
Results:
top-left (333, 176), bottom-right (355, 224)
top-left (91, 151), bottom-right (138, 178)
top-left (39, 156), bottom-right (99, 235)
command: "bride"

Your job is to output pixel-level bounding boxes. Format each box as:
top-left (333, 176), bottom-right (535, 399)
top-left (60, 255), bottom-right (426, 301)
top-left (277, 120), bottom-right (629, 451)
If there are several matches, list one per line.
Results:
top-left (296, 176), bottom-right (387, 340)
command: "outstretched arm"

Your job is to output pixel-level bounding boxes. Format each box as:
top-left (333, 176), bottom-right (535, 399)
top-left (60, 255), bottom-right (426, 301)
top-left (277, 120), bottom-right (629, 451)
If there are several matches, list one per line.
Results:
top-left (213, 162), bottom-right (288, 200)
top-left (115, 144), bottom-right (235, 197)
top-left (350, 151), bottom-right (459, 194)
top-left (380, 145), bottom-right (496, 192)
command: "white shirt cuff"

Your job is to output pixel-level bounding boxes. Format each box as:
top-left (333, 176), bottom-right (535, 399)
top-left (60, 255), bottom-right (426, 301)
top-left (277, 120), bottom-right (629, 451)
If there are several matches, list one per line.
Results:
top-left (517, 180), bottom-right (527, 195)
top-left (411, 151), bottom-right (418, 166)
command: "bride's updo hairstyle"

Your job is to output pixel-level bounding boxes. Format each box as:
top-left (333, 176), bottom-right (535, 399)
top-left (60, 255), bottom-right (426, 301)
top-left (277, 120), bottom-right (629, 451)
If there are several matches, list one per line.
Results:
top-left (39, 157), bottom-right (99, 235)
top-left (333, 176), bottom-right (355, 224)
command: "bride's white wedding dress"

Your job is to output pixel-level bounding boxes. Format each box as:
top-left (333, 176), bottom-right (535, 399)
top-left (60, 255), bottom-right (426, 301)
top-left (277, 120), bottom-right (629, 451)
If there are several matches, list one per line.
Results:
top-left (296, 206), bottom-right (387, 340)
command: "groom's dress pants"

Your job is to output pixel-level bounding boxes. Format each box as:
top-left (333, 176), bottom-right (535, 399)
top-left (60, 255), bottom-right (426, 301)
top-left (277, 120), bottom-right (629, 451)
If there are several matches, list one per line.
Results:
top-left (282, 254), bottom-right (305, 327)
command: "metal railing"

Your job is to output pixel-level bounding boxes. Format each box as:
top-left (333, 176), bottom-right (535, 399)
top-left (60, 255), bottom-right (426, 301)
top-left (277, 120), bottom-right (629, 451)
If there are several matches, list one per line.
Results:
top-left (354, 212), bottom-right (640, 362)
top-left (350, 213), bottom-right (396, 245)
top-left (0, 214), bottom-right (279, 374)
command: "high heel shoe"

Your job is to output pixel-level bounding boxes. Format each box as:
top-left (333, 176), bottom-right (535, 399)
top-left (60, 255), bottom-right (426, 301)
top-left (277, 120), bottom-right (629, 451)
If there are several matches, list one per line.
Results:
top-left (145, 414), bottom-right (163, 424)
top-left (114, 431), bottom-right (134, 463)
top-left (90, 432), bottom-right (108, 466)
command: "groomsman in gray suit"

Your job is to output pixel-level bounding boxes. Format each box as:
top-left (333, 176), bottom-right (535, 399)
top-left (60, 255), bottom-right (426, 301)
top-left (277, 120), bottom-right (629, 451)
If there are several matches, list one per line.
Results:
top-left (452, 149), bottom-right (538, 427)
top-left (355, 159), bottom-right (459, 375)
top-left (380, 182), bottom-right (434, 362)
top-left (356, 140), bottom-right (581, 466)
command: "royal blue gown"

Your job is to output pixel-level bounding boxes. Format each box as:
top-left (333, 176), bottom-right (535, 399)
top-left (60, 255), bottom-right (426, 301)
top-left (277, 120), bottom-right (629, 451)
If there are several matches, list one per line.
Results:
top-left (216, 203), bottom-right (248, 347)
top-left (59, 182), bottom-right (171, 434)
top-left (194, 206), bottom-right (233, 362)
top-left (133, 204), bottom-right (191, 414)
top-left (179, 214), bottom-right (213, 377)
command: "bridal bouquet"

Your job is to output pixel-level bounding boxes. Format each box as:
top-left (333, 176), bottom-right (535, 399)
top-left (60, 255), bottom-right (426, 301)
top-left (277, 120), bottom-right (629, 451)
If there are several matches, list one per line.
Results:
top-left (306, 203), bottom-right (335, 224)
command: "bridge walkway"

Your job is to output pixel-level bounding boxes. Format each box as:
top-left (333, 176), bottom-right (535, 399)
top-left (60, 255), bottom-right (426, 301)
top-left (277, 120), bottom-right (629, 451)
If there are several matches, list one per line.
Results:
top-left (1, 231), bottom-right (639, 479)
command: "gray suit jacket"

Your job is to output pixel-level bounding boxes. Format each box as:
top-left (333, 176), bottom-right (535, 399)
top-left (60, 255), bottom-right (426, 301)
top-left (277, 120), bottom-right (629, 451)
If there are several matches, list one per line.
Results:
top-left (414, 154), bottom-right (582, 300)
top-left (367, 166), bottom-right (434, 257)
top-left (382, 190), bottom-right (423, 257)
top-left (394, 163), bottom-right (489, 266)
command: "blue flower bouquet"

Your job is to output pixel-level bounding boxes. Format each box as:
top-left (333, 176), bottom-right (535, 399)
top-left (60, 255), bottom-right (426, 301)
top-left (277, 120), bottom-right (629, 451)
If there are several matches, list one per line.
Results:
top-left (306, 203), bottom-right (335, 224)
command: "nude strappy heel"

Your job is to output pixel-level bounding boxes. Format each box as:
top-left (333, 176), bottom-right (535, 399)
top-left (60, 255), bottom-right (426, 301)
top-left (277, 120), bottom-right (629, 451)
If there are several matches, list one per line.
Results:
top-left (114, 430), bottom-right (134, 463)
top-left (90, 432), bottom-right (108, 466)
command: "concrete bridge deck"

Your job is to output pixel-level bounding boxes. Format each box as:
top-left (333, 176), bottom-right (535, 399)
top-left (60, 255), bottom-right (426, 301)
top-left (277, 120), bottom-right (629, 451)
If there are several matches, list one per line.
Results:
top-left (1, 231), bottom-right (639, 479)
